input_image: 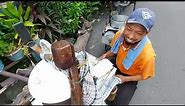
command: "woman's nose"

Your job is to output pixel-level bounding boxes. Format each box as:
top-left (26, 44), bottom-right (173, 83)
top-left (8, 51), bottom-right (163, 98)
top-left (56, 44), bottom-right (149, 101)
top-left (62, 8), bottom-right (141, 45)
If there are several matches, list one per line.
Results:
top-left (127, 32), bottom-right (135, 40)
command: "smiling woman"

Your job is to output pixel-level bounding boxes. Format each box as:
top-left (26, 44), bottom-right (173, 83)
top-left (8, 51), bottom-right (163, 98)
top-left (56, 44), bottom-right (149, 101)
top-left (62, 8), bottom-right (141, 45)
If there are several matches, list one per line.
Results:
top-left (123, 23), bottom-right (147, 46)
top-left (99, 8), bottom-right (156, 105)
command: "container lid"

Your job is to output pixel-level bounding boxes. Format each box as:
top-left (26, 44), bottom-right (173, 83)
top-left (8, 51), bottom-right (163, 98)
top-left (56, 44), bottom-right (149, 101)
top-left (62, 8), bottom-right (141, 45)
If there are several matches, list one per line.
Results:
top-left (28, 60), bottom-right (71, 104)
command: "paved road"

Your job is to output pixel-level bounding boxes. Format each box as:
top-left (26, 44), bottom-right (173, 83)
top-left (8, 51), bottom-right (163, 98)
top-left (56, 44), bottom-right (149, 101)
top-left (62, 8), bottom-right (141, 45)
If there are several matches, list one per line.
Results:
top-left (130, 2), bottom-right (185, 104)
top-left (86, 1), bottom-right (185, 104)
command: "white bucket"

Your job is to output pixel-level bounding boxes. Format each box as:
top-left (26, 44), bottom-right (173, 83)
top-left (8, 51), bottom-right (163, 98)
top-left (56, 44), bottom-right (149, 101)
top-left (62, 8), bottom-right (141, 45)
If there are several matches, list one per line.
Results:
top-left (110, 14), bottom-right (128, 29)
top-left (102, 31), bottom-right (115, 45)
top-left (28, 60), bottom-right (71, 104)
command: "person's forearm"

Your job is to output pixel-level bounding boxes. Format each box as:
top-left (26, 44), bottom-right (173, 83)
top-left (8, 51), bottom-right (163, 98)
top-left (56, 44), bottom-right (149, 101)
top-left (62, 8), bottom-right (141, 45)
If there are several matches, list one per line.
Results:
top-left (100, 50), bottom-right (115, 59)
top-left (116, 74), bottom-right (143, 83)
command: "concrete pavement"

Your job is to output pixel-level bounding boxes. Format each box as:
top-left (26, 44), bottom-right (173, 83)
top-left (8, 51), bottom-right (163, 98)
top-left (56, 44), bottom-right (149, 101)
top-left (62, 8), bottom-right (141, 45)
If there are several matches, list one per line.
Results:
top-left (130, 2), bottom-right (185, 104)
top-left (86, 1), bottom-right (185, 104)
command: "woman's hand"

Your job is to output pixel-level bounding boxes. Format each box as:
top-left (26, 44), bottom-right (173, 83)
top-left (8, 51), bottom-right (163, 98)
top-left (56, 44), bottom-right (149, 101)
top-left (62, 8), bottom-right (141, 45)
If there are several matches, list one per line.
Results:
top-left (116, 74), bottom-right (143, 83)
top-left (98, 50), bottom-right (115, 61)
top-left (116, 74), bottom-right (127, 83)
top-left (98, 53), bottom-right (106, 61)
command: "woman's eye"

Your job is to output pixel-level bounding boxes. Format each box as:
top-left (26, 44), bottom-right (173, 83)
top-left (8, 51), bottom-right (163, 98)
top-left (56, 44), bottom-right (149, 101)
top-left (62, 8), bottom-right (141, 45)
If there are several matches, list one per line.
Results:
top-left (126, 27), bottom-right (132, 31)
top-left (137, 32), bottom-right (143, 35)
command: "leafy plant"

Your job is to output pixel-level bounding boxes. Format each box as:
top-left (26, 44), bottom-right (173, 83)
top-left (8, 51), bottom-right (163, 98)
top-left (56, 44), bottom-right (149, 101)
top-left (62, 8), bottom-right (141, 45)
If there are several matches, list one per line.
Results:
top-left (36, 1), bottom-right (102, 38)
top-left (0, 1), bottom-right (34, 56)
top-left (27, 1), bottom-right (64, 43)
top-left (82, 1), bottom-right (102, 20)
top-left (18, 1), bottom-right (103, 45)
top-left (60, 2), bottom-right (87, 35)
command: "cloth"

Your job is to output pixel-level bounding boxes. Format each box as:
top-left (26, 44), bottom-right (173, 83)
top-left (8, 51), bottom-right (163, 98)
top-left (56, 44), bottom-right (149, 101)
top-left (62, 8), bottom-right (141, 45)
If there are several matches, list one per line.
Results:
top-left (111, 35), bottom-right (148, 70)
top-left (110, 70), bottom-right (138, 105)
top-left (80, 69), bottom-right (121, 105)
top-left (107, 80), bottom-right (138, 105)
top-left (39, 39), bottom-right (52, 60)
top-left (92, 76), bottom-right (121, 105)
top-left (76, 51), bottom-right (122, 105)
top-left (110, 30), bottom-right (156, 80)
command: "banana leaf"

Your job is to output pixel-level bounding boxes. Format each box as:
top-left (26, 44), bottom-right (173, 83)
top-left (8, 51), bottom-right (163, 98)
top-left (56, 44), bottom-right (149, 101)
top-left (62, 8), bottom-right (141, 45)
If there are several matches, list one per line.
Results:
top-left (23, 6), bottom-right (31, 21)
top-left (4, 18), bottom-right (19, 27)
top-left (0, 13), bottom-right (5, 17)
top-left (7, 2), bottom-right (19, 18)
top-left (1, 8), bottom-right (15, 18)
top-left (18, 4), bottom-right (23, 18)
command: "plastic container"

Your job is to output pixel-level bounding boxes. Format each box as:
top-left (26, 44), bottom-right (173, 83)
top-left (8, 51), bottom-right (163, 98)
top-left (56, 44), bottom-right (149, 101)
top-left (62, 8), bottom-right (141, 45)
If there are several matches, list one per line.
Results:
top-left (102, 31), bottom-right (115, 45)
top-left (110, 14), bottom-right (128, 29)
top-left (6, 48), bottom-right (24, 61)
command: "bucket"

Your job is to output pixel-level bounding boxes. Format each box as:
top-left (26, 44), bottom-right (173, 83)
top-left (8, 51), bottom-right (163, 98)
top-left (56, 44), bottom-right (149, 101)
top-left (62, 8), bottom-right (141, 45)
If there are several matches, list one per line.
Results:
top-left (28, 60), bottom-right (71, 104)
top-left (102, 31), bottom-right (115, 45)
top-left (110, 14), bottom-right (128, 29)
top-left (6, 48), bottom-right (24, 61)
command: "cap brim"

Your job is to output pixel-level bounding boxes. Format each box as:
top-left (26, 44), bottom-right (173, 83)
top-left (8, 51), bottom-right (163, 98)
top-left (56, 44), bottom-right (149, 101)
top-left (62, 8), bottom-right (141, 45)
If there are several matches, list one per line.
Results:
top-left (127, 20), bottom-right (149, 31)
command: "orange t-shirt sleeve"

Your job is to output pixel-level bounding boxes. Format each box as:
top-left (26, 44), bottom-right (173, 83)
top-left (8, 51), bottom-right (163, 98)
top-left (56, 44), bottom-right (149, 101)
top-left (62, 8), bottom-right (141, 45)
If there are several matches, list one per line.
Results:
top-left (141, 56), bottom-right (156, 80)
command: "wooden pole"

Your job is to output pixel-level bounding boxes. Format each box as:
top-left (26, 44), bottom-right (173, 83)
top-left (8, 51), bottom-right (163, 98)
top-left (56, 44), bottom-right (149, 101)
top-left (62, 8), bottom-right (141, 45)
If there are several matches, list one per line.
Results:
top-left (51, 40), bottom-right (82, 105)
top-left (68, 63), bottom-right (82, 105)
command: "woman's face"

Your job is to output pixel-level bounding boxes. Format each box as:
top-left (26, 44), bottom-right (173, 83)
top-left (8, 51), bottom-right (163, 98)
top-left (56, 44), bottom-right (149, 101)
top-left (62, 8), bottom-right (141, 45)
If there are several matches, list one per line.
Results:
top-left (123, 23), bottom-right (148, 45)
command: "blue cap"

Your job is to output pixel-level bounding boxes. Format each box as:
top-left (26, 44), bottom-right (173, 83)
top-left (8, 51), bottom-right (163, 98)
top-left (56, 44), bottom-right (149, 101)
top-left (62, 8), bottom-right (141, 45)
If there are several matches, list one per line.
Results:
top-left (127, 8), bottom-right (155, 31)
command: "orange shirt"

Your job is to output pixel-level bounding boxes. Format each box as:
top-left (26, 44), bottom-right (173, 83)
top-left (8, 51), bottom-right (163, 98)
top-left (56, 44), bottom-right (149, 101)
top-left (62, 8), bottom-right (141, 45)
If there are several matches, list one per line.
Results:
top-left (110, 29), bottom-right (156, 80)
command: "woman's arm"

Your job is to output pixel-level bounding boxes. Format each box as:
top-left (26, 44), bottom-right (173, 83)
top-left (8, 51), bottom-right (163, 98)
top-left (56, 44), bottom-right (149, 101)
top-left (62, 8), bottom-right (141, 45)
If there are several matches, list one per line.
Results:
top-left (116, 74), bottom-right (143, 83)
top-left (99, 50), bottom-right (115, 60)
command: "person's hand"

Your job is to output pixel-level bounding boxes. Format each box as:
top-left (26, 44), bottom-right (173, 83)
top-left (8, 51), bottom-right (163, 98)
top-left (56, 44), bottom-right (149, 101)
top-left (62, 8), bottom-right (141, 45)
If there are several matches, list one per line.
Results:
top-left (116, 74), bottom-right (127, 83)
top-left (98, 54), bottom-right (106, 61)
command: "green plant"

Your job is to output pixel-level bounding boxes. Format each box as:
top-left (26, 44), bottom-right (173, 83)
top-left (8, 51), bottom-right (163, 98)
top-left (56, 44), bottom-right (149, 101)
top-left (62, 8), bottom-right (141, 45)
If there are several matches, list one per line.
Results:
top-left (82, 1), bottom-right (102, 20)
top-left (0, 41), bottom-right (16, 56)
top-left (60, 2), bottom-right (87, 35)
top-left (0, 1), bottom-right (34, 56)
top-left (17, 1), bottom-right (64, 43)
top-left (35, 1), bottom-right (69, 40)
top-left (37, 1), bottom-right (102, 38)
top-left (28, 1), bottom-right (64, 43)
top-left (20, 1), bottom-right (103, 45)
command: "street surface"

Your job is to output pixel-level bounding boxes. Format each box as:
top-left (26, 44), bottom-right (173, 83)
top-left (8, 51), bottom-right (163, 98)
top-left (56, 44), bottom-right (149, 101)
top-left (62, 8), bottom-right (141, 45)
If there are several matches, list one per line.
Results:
top-left (86, 2), bottom-right (185, 104)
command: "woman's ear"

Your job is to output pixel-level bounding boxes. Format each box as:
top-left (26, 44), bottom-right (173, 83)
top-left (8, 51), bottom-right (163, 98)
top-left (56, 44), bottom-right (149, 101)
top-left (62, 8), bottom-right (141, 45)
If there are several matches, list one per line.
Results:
top-left (146, 31), bottom-right (149, 35)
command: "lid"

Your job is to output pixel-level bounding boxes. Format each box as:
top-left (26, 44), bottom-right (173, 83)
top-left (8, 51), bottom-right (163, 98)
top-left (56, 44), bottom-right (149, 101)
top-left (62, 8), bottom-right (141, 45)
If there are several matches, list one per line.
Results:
top-left (28, 60), bottom-right (71, 104)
